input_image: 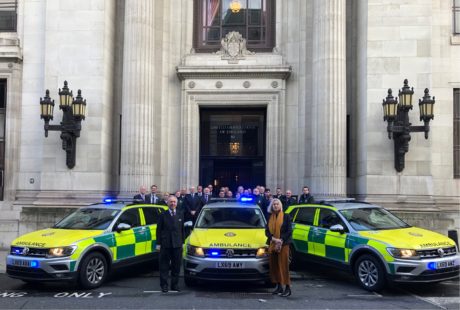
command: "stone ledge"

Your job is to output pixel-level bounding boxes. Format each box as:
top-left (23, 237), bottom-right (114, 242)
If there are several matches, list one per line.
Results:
top-left (451, 35), bottom-right (460, 45)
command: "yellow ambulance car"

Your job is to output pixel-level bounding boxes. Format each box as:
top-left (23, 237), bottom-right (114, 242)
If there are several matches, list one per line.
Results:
top-left (6, 200), bottom-right (167, 289)
top-left (183, 198), bottom-right (270, 286)
top-left (286, 201), bottom-right (459, 291)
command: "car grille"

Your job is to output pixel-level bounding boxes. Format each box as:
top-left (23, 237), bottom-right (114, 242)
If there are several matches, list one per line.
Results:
top-left (10, 246), bottom-right (48, 257)
top-left (204, 248), bottom-right (257, 258)
top-left (417, 246), bottom-right (457, 259)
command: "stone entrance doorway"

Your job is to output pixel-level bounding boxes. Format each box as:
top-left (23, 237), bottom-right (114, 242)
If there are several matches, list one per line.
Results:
top-left (199, 108), bottom-right (266, 192)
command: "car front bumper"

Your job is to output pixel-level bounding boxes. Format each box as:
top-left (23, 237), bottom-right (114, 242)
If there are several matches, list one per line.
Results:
top-left (6, 255), bottom-right (77, 282)
top-left (184, 255), bottom-right (270, 282)
top-left (388, 254), bottom-right (460, 283)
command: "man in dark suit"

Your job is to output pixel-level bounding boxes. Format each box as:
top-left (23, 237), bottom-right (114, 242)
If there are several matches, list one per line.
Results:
top-left (156, 195), bottom-right (184, 293)
top-left (298, 186), bottom-right (315, 204)
top-left (184, 186), bottom-right (201, 223)
top-left (283, 190), bottom-right (297, 211)
top-left (146, 184), bottom-right (160, 204)
top-left (133, 185), bottom-right (147, 203)
top-left (200, 187), bottom-right (212, 206)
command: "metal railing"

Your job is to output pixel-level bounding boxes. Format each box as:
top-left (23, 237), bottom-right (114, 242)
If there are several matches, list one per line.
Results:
top-left (0, 0), bottom-right (17, 32)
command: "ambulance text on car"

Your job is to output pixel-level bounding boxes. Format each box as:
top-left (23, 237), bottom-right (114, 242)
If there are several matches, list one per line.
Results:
top-left (183, 199), bottom-right (269, 285)
top-left (287, 201), bottom-right (460, 291)
top-left (6, 200), bottom-right (167, 288)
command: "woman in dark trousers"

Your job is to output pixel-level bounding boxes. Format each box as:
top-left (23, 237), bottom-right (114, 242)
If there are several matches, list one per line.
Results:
top-left (265, 198), bottom-right (292, 297)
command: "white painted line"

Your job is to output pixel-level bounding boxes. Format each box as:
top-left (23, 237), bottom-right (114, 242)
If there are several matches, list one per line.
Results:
top-left (143, 290), bottom-right (181, 293)
top-left (372, 291), bottom-right (382, 298)
top-left (346, 294), bottom-right (379, 298)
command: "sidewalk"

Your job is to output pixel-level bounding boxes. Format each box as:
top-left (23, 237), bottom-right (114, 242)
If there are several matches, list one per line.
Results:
top-left (0, 250), bottom-right (6, 272)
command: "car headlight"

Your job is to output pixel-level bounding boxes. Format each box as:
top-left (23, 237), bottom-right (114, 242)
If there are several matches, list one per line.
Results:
top-left (256, 247), bottom-right (268, 257)
top-left (387, 247), bottom-right (419, 259)
top-left (187, 245), bottom-right (204, 257)
top-left (47, 246), bottom-right (77, 258)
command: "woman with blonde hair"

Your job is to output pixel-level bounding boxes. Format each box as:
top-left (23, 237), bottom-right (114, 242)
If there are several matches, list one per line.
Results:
top-left (265, 198), bottom-right (292, 297)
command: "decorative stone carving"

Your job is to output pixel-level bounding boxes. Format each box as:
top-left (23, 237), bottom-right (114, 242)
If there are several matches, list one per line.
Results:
top-left (215, 81), bottom-right (223, 88)
top-left (271, 81), bottom-right (278, 88)
top-left (216, 31), bottom-right (255, 63)
top-left (243, 81), bottom-right (251, 88)
top-left (188, 81), bottom-right (196, 88)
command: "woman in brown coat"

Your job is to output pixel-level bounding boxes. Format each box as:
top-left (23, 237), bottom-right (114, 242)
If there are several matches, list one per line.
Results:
top-left (265, 198), bottom-right (293, 297)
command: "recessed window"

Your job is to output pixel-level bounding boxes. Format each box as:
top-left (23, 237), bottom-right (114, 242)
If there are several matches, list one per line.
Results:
top-left (454, 0), bottom-right (460, 34)
top-left (0, 0), bottom-right (17, 32)
top-left (193, 0), bottom-right (275, 52)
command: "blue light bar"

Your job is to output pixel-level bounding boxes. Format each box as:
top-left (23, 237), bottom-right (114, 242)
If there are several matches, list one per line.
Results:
top-left (240, 197), bottom-right (254, 202)
top-left (12, 247), bottom-right (22, 255)
top-left (427, 262), bottom-right (436, 270)
top-left (30, 260), bottom-right (39, 268)
top-left (211, 251), bottom-right (219, 256)
top-left (103, 198), bottom-right (115, 203)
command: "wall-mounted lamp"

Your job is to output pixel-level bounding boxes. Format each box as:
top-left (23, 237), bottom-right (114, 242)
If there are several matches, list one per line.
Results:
top-left (40, 81), bottom-right (87, 169)
top-left (382, 79), bottom-right (435, 172)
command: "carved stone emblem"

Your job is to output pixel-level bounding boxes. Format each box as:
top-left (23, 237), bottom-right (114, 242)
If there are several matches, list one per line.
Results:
top-left (216, 31), bottom-right (255, 63)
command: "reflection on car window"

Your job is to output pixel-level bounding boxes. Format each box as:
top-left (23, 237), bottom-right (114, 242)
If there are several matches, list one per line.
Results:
top-left (340, 208), bottom-right (410, 231)
top-left (54, 208), bottom-right (119, 230)
top-left (195, 208), bottom-right (266, 228)
top-left (295, 208), bottom-right (315, 226)
top-left (143, 207), bottom-right (160, 225)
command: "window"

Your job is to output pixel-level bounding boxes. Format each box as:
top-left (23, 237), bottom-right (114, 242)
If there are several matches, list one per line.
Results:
top-left (318, 209), bottom-right (345, 230)
top-left (294, 208), bottom-right (316, 226)
top-left (0, 0), bottom-right (17, 32)
top-left (194, 0), bottom-right (275, 52)
top-left (455, 89), bottom-right (460, 178)
top-left (117, 208), bottom-right (141, 228)
top-left (142, 207), bottom-right (160, 225)
top-left (455, 0), bottom-right (460, 34)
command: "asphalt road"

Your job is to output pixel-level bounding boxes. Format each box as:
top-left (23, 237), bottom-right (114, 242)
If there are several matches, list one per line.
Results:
top-left (0, 262), bottom-right (458, 309)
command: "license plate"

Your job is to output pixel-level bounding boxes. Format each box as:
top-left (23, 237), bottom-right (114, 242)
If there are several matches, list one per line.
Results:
top-left (216, 261), bottom-right (244, 269)
top-left (11, 259), bottom-right (31, 267)
top-left (436, 260), bottom-right (455, 269)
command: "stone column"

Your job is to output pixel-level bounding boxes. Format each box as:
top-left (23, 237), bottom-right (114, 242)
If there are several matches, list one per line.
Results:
top-left (311, 0), bottom-right (347, 196)
top-left (119, 0), bottom-right (156, 193)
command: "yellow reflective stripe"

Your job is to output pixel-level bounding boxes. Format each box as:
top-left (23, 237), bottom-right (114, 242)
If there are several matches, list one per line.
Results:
top-left (115, 233), bottom-right (136, 246)
top-left (325, 231), bottom-right (346, 248)
top-left (308, 241), bottom-right (315, 254)
top-left (139, 208), bottom-right (146, 226)
top-left (135, 242), bottom-right (147, 256)
top-left (367, 239), bottom-right (394, 262)
top-left (314, 242), bottom-right (326, 257)
top-left (313, 209), bottom-right (320, 226)
top-left (110, 246), bottom-right (117, 260)
top-left (70, 238), bottom-right (94, 260)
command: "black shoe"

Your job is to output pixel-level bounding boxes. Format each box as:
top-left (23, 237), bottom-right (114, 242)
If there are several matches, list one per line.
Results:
top-left (161, 287), bottom-right (168, 293)
top-left (171, 286), bottom-right (180, 292)
top-left (280, 286), bottom-right (291, 297)
top-left (271, 284), bottom-right (283, 295)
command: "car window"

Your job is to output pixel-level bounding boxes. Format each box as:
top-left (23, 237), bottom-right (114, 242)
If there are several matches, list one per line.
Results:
top-left (142, 207), bottom-right (160, 225)
top-left (54, 208), bottom-right (119, 230)
top-left (340, 207), bottom-right (410, 231)
top-left (318, 208), bottom-right (345, 230)
top-left (117, 208), bottom-right (141, 228)
top-left (196, 207), bottom-right (266, 228)
top-left (294, 208), bottom-right (315, 226)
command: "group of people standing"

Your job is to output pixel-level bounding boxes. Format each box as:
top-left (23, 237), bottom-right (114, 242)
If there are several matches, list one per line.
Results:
top-left (133, 183), bottom-right (315, 296)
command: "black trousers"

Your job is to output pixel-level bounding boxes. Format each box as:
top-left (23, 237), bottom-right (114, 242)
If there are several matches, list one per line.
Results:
top-left (159, 247), bottom-right (182, 289)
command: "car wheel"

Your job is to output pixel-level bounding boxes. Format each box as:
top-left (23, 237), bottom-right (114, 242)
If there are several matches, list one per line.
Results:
top-left (354, 254), bottom-right (386, 292)
top-left (78, 252), bottom-right (108, 289)
top-left (184, 275), bottom-right (197, 287)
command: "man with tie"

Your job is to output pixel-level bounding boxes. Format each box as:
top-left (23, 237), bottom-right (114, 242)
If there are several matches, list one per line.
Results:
top-left (146, 184), bottom-right (159, 204)
top-left (156, 195), bottom-right (184, 293)
top-left (184, 186), bottom-right (201, 223)
top-left (133, 185), bottom-right (147, 203)
top-left (200, 187), bottom-right (211, 207)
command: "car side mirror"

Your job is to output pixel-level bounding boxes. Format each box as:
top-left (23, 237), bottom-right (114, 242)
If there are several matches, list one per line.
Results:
top-left (115, 222), bottom-right (131, 233)
top-left (184, 221), bottom-right (193, 228)
top-left (330, 224), bottom-right (345, 234)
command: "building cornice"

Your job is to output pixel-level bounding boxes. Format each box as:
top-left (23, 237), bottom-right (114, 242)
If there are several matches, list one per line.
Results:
top-left (176, 65), bottom-right (292, 81)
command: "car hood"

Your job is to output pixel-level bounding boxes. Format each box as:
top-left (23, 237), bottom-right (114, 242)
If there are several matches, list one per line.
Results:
top-left (358, 227), bottom-right (456, 249)
top-left (11, 228), bottom-right (104, 248)
top-left (189, 228), bottom-right (267, 248)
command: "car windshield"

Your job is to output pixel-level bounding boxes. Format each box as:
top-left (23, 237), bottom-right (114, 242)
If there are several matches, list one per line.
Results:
top-left (53, 208), bottom-right (120, 230)
top-left (340, 207), bottom-right (410, 231)
top-left (195, 207), bottom-right (266, 228)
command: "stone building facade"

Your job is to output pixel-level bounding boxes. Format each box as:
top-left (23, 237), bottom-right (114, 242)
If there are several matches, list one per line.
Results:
top-left (0, 0), bottom-right (458, 248)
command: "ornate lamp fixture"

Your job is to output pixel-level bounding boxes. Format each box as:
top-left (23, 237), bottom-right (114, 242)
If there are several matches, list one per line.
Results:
top-left (229, 0), bottom-right (242, 13)
top-left (40, 81), bottom-right (87, 169)
top-left (382, 79), bottom-right (435, 172)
